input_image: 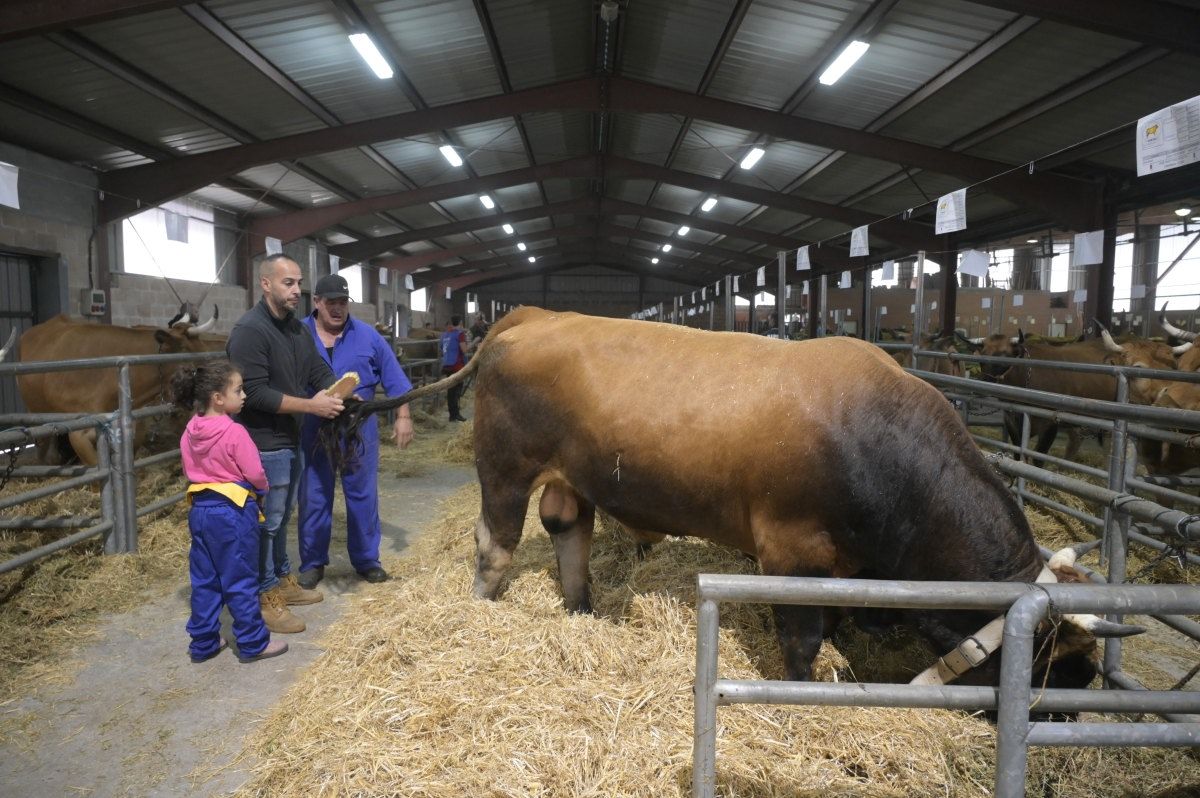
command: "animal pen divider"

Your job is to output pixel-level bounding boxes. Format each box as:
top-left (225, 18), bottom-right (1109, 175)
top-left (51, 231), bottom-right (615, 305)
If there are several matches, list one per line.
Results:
top-left (693, 355), bottom-right (1200, 798)
top-left (0, 350), bottom-right (224, 575)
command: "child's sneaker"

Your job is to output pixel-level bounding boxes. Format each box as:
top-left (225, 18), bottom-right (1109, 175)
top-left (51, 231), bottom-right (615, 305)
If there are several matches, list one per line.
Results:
top-left (238, 639), bottom-right (288, 663)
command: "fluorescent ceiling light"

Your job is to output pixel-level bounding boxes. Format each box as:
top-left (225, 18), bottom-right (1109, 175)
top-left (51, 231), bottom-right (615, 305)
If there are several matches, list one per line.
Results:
top-left (677, 226), bottom-right (690, 236)
top-left (517, 242), bottom-right (526, 251)
top-left (701, 197), bottom-right (717, 212)
top-left (1175, 207), bottom-right (1192, 217)
top-left (661, 244), bottom-right (672, 252)
top-left (502, 223), bottom-right (514, 234)
top-left (651, 257), bottom-right (659, 264)
top-left (479, 195), bottom-right (495, 209)
top-left (528, 256), bottom-right (536, 263)
top-left (819, 40), bottom-right (870, 86)
top-left (438, 145), bottom-right (462, 167)
top-left (349, 33), bottom-right (394, 80)
top-left (739, 147), bottom-right (765, 170)
top-left (1025, 239), bottom-right (1038, 244)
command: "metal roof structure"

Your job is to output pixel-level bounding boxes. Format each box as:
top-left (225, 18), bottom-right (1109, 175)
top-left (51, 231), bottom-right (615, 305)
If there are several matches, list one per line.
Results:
top-left (1, 0), bottom-right (1198, 293)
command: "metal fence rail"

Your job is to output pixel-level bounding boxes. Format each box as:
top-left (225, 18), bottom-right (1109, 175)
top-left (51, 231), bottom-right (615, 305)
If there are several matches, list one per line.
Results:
top-left (692, 575), bottom-right (1200, 798)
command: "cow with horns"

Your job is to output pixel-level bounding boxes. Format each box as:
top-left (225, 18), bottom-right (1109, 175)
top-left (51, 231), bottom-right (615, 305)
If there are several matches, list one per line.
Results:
top-left (17, 305), bottom-right (224, 465)
top-left (338, 307), bottom-right (1142, 689)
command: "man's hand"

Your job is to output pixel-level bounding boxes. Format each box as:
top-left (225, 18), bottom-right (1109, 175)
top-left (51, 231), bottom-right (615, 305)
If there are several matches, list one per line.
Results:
top-left (392, 416), bottom-right (414, 449)
top-left (308, 392), bottom-right (345, 419)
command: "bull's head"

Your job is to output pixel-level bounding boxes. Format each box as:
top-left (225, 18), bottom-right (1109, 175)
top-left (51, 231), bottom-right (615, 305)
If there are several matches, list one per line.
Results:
top-left (976, 332), bottom-right (1021, 382)
top-left (1160, 306), bottom-right (1198, 344)
top-left (911, 547), bottom-right (1144, 694)
top-left (1095, 319), bottom-right (1178, 404)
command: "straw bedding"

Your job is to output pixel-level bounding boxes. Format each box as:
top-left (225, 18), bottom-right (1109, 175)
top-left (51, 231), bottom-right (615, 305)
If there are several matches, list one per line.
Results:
top-left (232, 481), bottom-right (1197, 798)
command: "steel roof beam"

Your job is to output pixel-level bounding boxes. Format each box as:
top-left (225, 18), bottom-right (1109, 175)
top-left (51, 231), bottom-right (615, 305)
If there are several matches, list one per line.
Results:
top-left (376, 222), bottom-right (599, 274)
top-left (967, 0), bottom-right (1200, 56)
top-left (418, 242), bottom-right (724, 285)
top-left (98, 76), bottom-right (600, 223)
top-left (442, 252), bottom-right (712, 291)
top-left (328, 196), bottom-right (599, 262)
top-left (0, 0), bottom-right (188, 42)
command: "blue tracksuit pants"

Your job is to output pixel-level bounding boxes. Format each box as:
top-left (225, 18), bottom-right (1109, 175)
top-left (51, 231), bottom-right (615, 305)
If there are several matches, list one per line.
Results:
top-left (187, 494), bottom-right (270, 660)
top-left (298, 414), bottom-right (382, 574)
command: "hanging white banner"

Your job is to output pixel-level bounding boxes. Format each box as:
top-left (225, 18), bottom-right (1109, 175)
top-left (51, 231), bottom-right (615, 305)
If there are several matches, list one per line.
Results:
top-left (1073, 288), bottom-right (1088, 304)
top-left (265, 236), bottom-right (283, 256)
top-left (982, 297), bottom-right (992, 309)
top-left (0, 162), bottom-right (19, 209)
top-left (715, 281), bottom-right (720, 297)
top-left (701, 287), bottom-right (706, 300)
top-left (879, 306), bottom-right (888, 315)
top-left (691, 292), bottom-right (696, 304)
top-left (1136, 94), bottom-right (1200, 176)
top-left (934, 188), bottom-right (967, 235)
top-left (404, 274), bottom-right (415, 290)
top-left (445, 287), bottom-right (452, 300)
top-left (850, 225), bottom-right (869, 257)
top-left (796, 246), bottom-right (811, 271)
top-left (881, 260), bottom-right (895, 280)
top-left (379, 267), bottom-right (387, 285)
top-left (733, 276), bottom-right (740, 293)
top-left (1012, 294), bottom-right (1024, 307)
top-left (839, 271), bottom-right (851, 289)
top-left (329, 254), bottom-right (340, 274)
top-left (1072, 230), bottom-right (1104, 267)
top-left (757, 266), bottom-right (766, 287)
top-left (959, 249), bottom-right (989, 278)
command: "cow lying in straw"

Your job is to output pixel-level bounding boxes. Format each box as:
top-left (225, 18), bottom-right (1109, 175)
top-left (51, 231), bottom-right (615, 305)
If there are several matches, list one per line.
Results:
top-left (335, 307), bottom-right (1141, 690)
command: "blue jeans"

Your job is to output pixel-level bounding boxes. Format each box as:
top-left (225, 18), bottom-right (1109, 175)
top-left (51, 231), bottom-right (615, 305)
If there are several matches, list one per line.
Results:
top-left (258, 447), bottom-right (301, 594)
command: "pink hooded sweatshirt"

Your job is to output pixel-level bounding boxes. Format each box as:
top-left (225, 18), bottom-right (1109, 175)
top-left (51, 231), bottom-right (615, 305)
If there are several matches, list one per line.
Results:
top-left (180, 415), bottom-right (268, 492)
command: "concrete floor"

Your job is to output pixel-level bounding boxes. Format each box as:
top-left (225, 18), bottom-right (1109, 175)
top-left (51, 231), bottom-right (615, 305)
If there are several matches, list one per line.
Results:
top-left (0, 458), bottom-right (474, 797)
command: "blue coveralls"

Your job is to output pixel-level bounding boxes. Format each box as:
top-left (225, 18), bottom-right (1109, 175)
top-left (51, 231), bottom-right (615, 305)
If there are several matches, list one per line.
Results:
top-left (187, 483), bottom-right (270, 660)
top-left (298, 315), bottom-right (412, 574)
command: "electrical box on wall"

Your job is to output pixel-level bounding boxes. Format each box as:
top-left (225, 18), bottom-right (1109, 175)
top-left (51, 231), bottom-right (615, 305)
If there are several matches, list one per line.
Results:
top-left (80, 288), bottom-right (106, 316)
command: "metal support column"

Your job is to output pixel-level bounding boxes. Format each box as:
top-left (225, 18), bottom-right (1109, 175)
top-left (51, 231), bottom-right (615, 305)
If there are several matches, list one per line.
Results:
top-left (776, 252), bottom-right (787, 339)
top-left (722, 275), bottom-right (733, 331)
top-left (116, 362), bottom-right (138, 553)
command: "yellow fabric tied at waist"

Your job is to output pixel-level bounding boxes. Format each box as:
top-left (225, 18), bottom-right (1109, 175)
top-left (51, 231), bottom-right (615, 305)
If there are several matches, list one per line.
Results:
top-left (186, 483), bottom-right (265, 523)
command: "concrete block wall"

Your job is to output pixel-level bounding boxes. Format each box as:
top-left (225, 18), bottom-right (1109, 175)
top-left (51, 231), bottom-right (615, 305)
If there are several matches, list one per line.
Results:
top-left (109, 273), bottom-right (248, 334)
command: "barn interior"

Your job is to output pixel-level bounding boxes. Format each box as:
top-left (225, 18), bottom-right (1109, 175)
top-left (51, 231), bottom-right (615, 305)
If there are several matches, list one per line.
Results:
top-left (1, 1), bottom-right (1199, 796)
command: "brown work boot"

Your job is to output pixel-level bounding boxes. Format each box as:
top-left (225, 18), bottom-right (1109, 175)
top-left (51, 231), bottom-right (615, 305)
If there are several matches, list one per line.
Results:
top-left (259, 588), bottom-right (305, 634)
top-left (278, 572), bottom-right (324, 605)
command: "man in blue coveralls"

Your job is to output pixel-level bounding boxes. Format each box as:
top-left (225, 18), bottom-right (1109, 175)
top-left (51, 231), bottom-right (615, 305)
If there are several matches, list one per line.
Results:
top-left (296, 273), bottom-right (414, 587)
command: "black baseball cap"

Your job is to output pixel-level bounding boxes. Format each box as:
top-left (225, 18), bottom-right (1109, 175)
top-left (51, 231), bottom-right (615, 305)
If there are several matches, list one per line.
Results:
top-left (314, 273), bottom-right (350, 299)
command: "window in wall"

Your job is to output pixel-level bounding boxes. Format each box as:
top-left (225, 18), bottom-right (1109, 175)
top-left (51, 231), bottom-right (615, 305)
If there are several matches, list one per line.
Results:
top-left (122, 198), bottom-right (217, 281)
top-left (411, 287), bottom-right (428, 312)
top-left (337, 264), bottom-right (364, 302)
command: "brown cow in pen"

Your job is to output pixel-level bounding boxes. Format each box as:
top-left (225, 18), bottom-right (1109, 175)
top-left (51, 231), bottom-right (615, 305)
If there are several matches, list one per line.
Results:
top-left (346, 307), bottom-right (1141, 689)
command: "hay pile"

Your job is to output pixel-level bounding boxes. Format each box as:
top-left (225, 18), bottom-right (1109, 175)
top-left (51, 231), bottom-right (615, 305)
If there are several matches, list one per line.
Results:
top-left (231, 487), bottom-right (1196, 798)
top-left (0, 463), bottom-right (190, 701)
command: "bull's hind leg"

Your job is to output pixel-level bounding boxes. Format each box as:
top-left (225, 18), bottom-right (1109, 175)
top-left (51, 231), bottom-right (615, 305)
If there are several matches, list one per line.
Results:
top-left (539, 481), bottom-right (595, 614)
top-left (473, 481), bottom-right (531, 602)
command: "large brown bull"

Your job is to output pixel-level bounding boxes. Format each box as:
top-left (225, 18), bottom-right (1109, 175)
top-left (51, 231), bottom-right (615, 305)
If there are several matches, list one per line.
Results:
top-left (885, 332), bottom-right (964, 377)
top-left (17, 310), bottom-right (224, 465)
top-left (351, 308), bottom-right (1140, 689)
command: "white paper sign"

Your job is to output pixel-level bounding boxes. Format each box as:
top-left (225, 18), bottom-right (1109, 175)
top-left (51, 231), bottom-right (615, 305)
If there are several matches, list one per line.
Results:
top-left (757, 266), bottom-right (765, 287)
top-left (881, 260), bottom-right (895, 280)
top-left (1072, 230), bottom-right (1104, 267)
top-left (1136, 94), bottom-right (1200, 176)
top-left (802, 282), bottom-right (809, 296)
top-left (786, 285), bottom-right (792, 299)
top-left (796, 246), bottom-right (811, 271)
top-left (982, 297), bottom-right (992, 309)
top-left (879, 306), bottom-right (887, 315)
top-left (846, 309), bottom-right (852, 318)
top-left (839, 270), bottom-right (851, 288)
top-left (0, 162), bottom-right (19, 209)
top-left (850, 225), bottom-right (869, 257)
top-left (733, 276), bottom-right (740, 293)
top-left (265, 236), bottom-right (282, 256)
top-left (910, 304), bottom-right (916, 313)
top-left (931, 301), bottom-right (938, 310)
top-left (404, 274), bottom-right (414, 290)
top-left (1131, 283), bottom-right (1147, 299)
top-left (701, 287), bottom-right (706, 300)
top-left (1073, 289), bottom-right (1087, 303)
top-left (329, 254), bottom-right (340, 273)
top-left (959, 248), bottom-right (989, 278)
top-left (445, 287), bottom-right (452, 300)
top-left (935, 188), bottom-right (967, 235)
top-left (1012, 294), bottom-right (1024, 307)
top-left (691, 292), bottom-right (696, 304)
top-left (378, 267), bottom-right (387, 285)
top-left (715, 281), bottom-right (720, 297)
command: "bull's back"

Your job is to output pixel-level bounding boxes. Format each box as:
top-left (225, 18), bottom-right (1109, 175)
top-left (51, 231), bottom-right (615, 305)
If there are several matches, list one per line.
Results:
top-left (1021, 342), bottom-right (1116, 401)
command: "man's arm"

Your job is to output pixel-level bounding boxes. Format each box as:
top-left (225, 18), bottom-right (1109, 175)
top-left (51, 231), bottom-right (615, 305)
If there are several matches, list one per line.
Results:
top-left (227, 325), bottom-right (283, 414)
top-left (374, 332), bottom-right (413, 448)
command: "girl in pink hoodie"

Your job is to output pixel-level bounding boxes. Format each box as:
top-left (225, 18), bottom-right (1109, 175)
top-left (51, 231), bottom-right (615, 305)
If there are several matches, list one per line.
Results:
top-left (172, 360), bottom-right (287, 664)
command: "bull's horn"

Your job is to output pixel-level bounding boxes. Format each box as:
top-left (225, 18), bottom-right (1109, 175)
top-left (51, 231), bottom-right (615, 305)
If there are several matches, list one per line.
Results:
top-left (1063, 614), bottom-right (1146, 637)
top-left (171, 312), bottom-right (191, 328)
top-left (1095, 320), bottom-right (1124, 353)
top-left (188, 313), bottom-right (217, 336)
top-left (1173, 341), bottom-right (1195, 356)
top-left (1048, 546), bottom-right (1078, 570)
top-left (0, 328), bottom-right (16, 362)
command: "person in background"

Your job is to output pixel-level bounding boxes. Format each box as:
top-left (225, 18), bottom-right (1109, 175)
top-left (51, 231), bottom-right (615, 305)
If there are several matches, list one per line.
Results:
top-left (296, 274), bottom-right (415, 588)
top-left (226, 254), bottom-right (342, 634)
top-left (468, 314), bottom-right (490, 345)
top-left (441, 315), bottom-right (471, 422)
top-left (172, 359), bottom-right (287, 664)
